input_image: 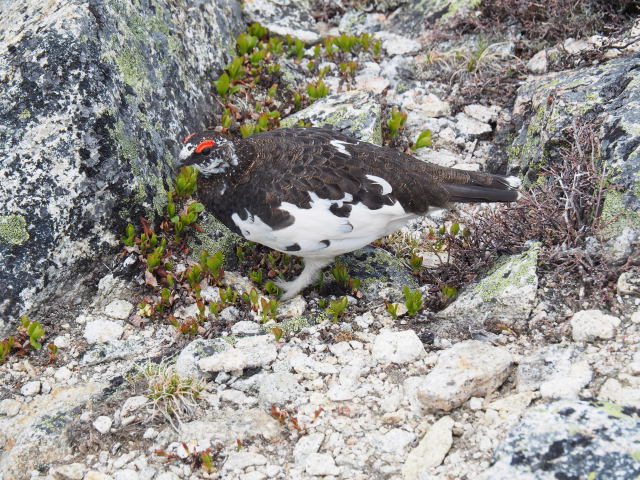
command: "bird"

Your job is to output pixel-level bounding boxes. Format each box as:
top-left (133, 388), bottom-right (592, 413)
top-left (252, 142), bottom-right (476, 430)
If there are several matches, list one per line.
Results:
top-left (176, 126), bottom-right (520, 300)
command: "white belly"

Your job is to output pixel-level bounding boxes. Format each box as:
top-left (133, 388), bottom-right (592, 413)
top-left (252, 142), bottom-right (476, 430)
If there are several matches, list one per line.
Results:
top-left (231, 191), bottom-right (417, 257)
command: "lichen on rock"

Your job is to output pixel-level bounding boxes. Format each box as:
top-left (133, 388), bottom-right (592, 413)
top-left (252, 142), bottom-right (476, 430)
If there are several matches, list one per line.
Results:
top-left (0, 214), bottom-right (29, 246)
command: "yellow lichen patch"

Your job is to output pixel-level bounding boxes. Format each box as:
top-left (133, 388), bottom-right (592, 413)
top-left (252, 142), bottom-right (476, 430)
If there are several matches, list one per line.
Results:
top-left (0, 215), bottom-right (29, 246)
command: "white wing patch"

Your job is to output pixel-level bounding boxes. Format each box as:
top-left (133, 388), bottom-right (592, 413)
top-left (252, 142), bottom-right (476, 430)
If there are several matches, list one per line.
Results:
top-left (231, 190), bottom-right (416, 258)
top-left (329, 139), bottom-right (353, 156)
top-left (365, 174), bottom-right (393, 195)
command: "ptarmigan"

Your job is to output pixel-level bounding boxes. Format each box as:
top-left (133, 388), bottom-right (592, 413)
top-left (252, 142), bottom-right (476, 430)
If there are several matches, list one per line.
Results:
top-left (177, 127), bottom-right (520, 299)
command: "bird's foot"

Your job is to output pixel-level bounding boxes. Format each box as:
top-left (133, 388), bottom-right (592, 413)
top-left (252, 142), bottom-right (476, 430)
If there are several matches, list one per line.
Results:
top-left (276, 257), bottom-right (334, 301)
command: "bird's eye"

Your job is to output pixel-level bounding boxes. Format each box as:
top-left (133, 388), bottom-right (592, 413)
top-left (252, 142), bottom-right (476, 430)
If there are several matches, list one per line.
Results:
top-left (195, 139), bottom-right (215, 154)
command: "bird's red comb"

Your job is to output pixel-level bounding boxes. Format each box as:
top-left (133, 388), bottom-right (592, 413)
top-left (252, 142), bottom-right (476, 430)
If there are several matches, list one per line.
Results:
top-left (183, 132), bottom-right (196, 144)
top-left (194, 139), bottom-right (216, 153)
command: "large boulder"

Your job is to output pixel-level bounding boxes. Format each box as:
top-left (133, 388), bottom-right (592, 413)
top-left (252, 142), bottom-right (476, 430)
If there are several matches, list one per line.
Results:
top-left (0, 0), bottom-right (244, 327)
top-left (509, 53), bottom-right (640, 239)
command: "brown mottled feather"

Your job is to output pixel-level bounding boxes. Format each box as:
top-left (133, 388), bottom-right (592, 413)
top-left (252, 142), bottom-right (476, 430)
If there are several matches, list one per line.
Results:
top-left (191, 127), bottom-right (517, 235)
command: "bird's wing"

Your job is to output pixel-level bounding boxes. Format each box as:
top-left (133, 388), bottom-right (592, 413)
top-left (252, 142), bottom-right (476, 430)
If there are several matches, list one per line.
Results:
top-left (224, 128), bottom-right (411, 255)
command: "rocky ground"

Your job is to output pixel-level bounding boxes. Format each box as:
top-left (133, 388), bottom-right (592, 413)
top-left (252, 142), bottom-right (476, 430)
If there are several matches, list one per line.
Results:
top-left (2, 1), bottom-right (640, 479)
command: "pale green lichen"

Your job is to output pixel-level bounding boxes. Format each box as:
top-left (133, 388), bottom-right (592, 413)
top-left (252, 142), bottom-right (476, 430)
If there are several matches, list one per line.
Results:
top-left (109, 119), bottom-right (138, 161)
top-left (0, 214), bottom-right (29, 246)
top-left (263, 314), bottom-right (312, 334)
top-left (18, 108), bottom-right (31, 119)
top-left (593, 400), bottom-right (639, 420)
top-left (280, 101), bottom-right (382, 145)
top-left (115, 46), bottom-right (149, 92)
top-left (188, 212), bottom-right (242, 262)
top-left (599, 190), bottom-right (640, 239)
top-left (476, 245), bottom-right (539, 302)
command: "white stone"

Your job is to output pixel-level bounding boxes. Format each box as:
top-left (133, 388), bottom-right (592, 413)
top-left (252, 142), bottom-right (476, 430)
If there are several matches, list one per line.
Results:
top-left (41, 381), bottom-right (52, 394)
top-left (294, 433), bottom-right (325, 464)
top-left (632, 311), bottom-right (640, 324)
top-left (417, 341), bottom-right (513, 411)
top-left (0, 398), bottom-right (21, 416)
top-left (155, 473), bottom-right (179, 480)
top-left (241, 472), bottom-right (267, 480)
top-left (20, 380), bottom-right (41, 396)
top-left (305, 453), bottom-right (340, 476)
top-left (373, 428), bottom-right (415, 454)
top-left (258, 372), bottom-right (303, 408)
top-left (617, 271), bottom-right (640, 296)
top-left (527, 49), bottom-right (548, 74)
top-left (402, 416), bottom-right (454, 479)
top-left (154, 472), bottom-right (181, 480)
top-left (463, 104), bottom-right (500, 123)
top-left (487, 392), bottom-right (535, 418)
top-left (50, 463), bottom-right (86, 480)
top-left (113, 469), bottom-right (138, 480)
top-left (600, 378), bottom-right (640, 409)
top-left (198, 335), bottom-right (277, 372)
top-left (104, 299), bottom-right (134, 319)
top-left (54, 366), bottom-right (72, 381)
top-left (455, 113), bottom-right (493, 138)
top-left (539, 360), bottom-right (593, 400)
top-left (372, 329), bottom-right (426, 364)
top-left (354, 74), bottom-right (390, 94)
top-left (220, 306), bottom-right (241, 322)
top-left (84, 319), bottom-right (124, 344)
top-left (414, 93), bottom-right (451, 118)
top-left (571, 309), bottom-right (621, 342)
top-left (374, 31), bottom-right (421, 55)
top-left (277, 295), bottom-right (307, 318)
top-left (121, 396), bottom-right (148, 417)
top-left (84, 472), bottom-right (114, 480)
top-left (93, 415), bottom-right (113, 434)
top-left (200, 285), bottom-right (221, 303)
top-left (417, 149), bottom-right (463, 168)
top-left (231, 321), bottom-right (262, 336)
top-left (564, 38), bottom-right (591, 54)
top-left (53, 334), bottom-right (71, 349)
top-left (223, 451), bottom-right (267, 471)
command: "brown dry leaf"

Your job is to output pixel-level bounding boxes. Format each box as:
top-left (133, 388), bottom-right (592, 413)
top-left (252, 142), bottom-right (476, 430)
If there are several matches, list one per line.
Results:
top-left (145, 270), bottom-right (158, 287)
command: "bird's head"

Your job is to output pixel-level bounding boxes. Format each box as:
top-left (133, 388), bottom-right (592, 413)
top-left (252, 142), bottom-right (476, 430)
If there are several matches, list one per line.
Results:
top-left (176, 130), bottom-right (238, 177)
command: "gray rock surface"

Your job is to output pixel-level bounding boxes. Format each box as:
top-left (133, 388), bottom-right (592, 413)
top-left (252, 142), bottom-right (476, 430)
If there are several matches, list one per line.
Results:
top-left (435, 245), bottom-right (539, 335)
top-left (571, 309), bottom-right (621, 342)
top-left (510, 53), bottom-right (640, 240)
top-left (0, 0), bottom-right (244, 323)
top-left (416, 340), bottom-right (513, 411)
top-left (280, 90), bottom-right (383, 145)
top-left (480, 400), bottom-right (640, 480)
top-left (242, 0), bottom-right (320, 43)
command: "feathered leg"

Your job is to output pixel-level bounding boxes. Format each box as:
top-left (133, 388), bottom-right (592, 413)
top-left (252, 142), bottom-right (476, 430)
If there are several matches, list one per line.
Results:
top-left (277, 257), bottom-right (334, 300)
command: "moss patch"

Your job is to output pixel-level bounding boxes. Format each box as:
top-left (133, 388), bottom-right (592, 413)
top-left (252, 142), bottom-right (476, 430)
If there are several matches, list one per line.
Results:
top-left (0, 214), bottom-right (29, 246)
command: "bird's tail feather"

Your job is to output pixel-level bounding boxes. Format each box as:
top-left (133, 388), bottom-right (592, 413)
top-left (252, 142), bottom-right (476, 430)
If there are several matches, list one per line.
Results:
top-left (440, 170), bottom-right (521, 203)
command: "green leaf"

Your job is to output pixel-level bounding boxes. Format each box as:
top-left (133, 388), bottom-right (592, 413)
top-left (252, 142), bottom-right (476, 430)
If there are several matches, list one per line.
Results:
top-left (442, 285), bottom-right (458, 298)
top-left (189, 202), bottom-right (205, 213)
top-left (214, 73), bottom-right (230, 97)
top-left (411, 129), bottom-right (432, 150)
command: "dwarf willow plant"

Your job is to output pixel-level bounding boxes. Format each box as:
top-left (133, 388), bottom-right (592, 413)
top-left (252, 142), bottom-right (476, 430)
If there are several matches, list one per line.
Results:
top-left (387, 108), bottom-right (407, 137)
top-left (326, 296), bottom-right (349, 321)
top-left (402, 287), bottom-right (423, 316)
